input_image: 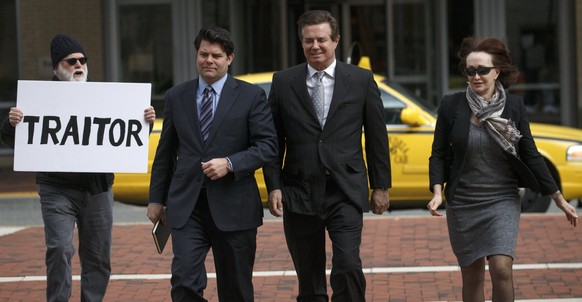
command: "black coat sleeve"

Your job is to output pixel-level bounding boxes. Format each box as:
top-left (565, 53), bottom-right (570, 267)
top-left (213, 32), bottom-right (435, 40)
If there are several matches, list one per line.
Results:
top-left (0, 117), bottom-right (15, 148)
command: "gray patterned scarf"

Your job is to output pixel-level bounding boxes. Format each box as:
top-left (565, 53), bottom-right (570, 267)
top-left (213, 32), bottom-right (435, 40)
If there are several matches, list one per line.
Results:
top-left (466, 81), bottom-right (522, 156)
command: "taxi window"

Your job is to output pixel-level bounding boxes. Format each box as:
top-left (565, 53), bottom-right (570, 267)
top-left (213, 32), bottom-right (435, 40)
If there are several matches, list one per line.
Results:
top-left (381, 90), bottom-right (406, 125)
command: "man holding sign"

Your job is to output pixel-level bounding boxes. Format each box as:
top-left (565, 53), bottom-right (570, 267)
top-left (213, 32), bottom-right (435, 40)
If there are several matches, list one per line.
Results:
top-left (0, 34), bottom-right (156, 302)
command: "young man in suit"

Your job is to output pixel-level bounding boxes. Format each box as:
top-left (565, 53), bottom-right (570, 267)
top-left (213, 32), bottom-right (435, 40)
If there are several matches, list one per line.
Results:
top-left (263, 10), bottom-right (392, 301)
top-left (147, 26), bottom-right (278, 302)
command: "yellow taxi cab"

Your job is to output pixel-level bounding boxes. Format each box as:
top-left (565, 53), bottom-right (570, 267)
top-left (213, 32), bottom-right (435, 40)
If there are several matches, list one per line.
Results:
top-left (113, 72), bottom-right (582, 212)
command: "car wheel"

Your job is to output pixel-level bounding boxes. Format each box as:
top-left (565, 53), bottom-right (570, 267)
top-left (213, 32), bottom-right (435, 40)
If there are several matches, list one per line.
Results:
top-left (519, 187), bottom-right (551, 213)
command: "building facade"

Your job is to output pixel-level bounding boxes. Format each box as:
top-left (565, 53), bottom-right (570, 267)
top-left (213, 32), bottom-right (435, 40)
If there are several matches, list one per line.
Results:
top-left (1, 0), bottom-right (581, 137)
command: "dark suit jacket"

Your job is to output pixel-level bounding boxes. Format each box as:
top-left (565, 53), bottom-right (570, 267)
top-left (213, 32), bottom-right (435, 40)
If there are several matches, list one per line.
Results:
top-left (149, 75), bottom-right (277, 231)
top-left (429, 92), bottom-right (558, 202)
top-left (263, 62), bottom-right (392, 214)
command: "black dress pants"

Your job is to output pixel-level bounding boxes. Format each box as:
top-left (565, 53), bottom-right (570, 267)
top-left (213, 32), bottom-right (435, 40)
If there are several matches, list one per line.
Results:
top-left (170, 190), bottom-right (257, 302)
top-left (283, 179), bottom-right (366, 302)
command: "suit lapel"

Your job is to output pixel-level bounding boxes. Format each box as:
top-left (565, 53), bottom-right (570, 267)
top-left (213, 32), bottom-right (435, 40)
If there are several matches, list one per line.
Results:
top-left (288, 62), bottom-right (353, 130)
top-left (326, 62), bottom-right (351, 124)
top-left (500, 95), bottom-right (514, 119)
top-left (205, 75), bottom-right (238, 144)
top-left (290, 64), bottom-right (320, 124)
top-left (453, 93), bottom-right (471, 155)
top-left (177, 80), bottom-right (204, 143)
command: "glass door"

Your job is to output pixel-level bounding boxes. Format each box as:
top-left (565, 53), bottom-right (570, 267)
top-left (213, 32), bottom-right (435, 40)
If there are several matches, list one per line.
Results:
top-left (106, 0), bottom-right (197, 114)
top-left (505, 0), bottom-right (563, 124)
top-left (339, 1), bottom-right (387, 75)
top-left (389, 0), bottom-right (433, 102)
top-left (118, 3), bottom-right (174, 99)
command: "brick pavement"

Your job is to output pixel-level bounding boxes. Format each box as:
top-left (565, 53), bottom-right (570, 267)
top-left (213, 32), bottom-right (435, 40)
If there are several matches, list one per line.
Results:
top-left (1, 214), bottom-right (581, 301)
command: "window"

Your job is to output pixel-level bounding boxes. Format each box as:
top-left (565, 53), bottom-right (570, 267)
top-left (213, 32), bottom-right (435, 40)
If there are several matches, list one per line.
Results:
top-left (446, 0), bottom-right (474, 90)
top-left (381, 90), bottom-right (406, 125)
top-left (391, 0), bottom-right (432, 101)
top-left (0, 0), bottom-right (18, 105)
top-left (505, 0), bottom-right (561, 124)
top-left (118, 4), bottom-right (173, 101)
top-left (349, 4), bottom-right (387, 75)
top-left (0, 0), bottom-right (18, 155)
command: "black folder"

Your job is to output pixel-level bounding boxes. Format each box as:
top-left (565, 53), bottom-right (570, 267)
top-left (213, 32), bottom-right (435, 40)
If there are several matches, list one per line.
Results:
top-left (152, 220), bottom-right (171, 254)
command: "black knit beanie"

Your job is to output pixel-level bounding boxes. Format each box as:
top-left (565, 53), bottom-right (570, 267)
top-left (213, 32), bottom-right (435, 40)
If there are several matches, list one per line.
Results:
top-left (50, 34), bottom-right (86, 68)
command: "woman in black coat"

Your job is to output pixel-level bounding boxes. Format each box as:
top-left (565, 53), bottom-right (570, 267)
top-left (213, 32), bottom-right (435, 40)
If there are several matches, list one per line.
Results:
top-left (427, 37), bottom-right (577, 302)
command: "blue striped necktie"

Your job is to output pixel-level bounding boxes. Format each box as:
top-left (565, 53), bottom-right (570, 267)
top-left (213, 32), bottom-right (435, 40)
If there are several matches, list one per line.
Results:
top-left (200, 85), bottom-right (214, 141)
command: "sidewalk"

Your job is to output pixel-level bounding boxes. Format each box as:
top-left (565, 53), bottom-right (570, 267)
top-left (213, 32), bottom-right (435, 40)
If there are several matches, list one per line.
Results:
top-left (1, 169), bottom-right (581, 301)
top-left (1, 215), bottom-right (581, 301)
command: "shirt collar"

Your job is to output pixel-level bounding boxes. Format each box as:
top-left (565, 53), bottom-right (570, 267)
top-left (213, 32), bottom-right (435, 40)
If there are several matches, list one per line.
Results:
top-left (198, 74), bottom-right (228, 95)
top-left (307, 60), bottom-right (336, 79)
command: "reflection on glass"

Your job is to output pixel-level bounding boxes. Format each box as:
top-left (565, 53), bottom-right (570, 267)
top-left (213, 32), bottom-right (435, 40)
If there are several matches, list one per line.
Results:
top-left (119, 4), bottom-right (173, 98)
top-left (0, 0), bottom-right (18, 103)
top-left (506, 0), bottom-right (560, 123)
top-left (383, 79), bottom-right (437, 116)
top-left (381, 90), bottom-right (406, 125)
top-left (447, 0), bottom-right (474, 90)
top-left (393, 2), bottom-right (426, 76)
top-left (349, 5), bottom-right (387, 75)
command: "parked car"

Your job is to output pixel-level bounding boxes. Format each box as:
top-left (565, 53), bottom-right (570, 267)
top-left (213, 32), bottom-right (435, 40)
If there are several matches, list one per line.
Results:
top-left (113, 72), bottom-right (582, 212)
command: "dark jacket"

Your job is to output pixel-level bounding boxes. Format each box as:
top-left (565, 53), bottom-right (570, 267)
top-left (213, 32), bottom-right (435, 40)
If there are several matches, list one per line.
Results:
top-left (429, 91), bottom-right (558, 202)
top-left (263, 62), bottom-right (392, 214)
top-left (0, 76), bottom-right (113, 195)
top-left (148, 75), bottom-right (278, 230)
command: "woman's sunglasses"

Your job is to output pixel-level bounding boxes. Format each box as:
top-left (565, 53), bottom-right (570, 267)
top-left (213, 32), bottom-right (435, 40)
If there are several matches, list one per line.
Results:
top-left (465, 66), bottom-right (495, 76)
top-left (62, 57), bottom-right (88, 66)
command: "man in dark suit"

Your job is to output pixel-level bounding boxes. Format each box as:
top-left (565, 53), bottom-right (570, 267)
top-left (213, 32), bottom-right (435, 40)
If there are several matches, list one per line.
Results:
top-left (263, 10), bottom-right (392, 302)
top-left (147, 26), bottom-right (277, 302)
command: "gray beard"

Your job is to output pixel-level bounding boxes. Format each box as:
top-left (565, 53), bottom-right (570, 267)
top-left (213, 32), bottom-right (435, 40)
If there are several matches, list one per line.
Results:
top-left (56, 66), bottom-right (88, 82)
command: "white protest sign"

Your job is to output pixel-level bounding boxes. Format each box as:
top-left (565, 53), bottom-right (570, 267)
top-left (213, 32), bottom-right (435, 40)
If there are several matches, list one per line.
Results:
top-left (14, 80), bottom-right (152, 172)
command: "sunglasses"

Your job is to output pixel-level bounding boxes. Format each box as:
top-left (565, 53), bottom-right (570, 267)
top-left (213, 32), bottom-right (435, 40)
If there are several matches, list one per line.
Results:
top-left (465, 66), bottom-right (495, 76)
top-left (62, 57), bottom-right (88, 66)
